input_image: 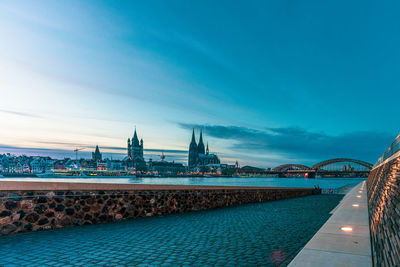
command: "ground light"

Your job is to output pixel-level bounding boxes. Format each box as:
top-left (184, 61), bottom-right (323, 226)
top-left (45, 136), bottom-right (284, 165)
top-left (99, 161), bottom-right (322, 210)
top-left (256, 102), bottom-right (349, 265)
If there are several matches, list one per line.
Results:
top-left (341, 227), bottom-right (353, 232)
top-left (352, 204), bottom-right (359, 207)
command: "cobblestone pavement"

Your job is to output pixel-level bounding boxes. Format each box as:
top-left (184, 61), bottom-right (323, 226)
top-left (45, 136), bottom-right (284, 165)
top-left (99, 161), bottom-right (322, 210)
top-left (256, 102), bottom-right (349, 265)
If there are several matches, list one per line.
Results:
top-left (0, 195), bottom-right (342, 266)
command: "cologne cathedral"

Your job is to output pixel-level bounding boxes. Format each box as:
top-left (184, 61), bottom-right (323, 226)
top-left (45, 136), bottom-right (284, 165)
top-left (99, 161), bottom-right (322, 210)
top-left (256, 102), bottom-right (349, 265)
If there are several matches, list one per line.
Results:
top-left (127, 128), bottom-right (146, 170)
top-left (188, 129), bottom-right (220, 168)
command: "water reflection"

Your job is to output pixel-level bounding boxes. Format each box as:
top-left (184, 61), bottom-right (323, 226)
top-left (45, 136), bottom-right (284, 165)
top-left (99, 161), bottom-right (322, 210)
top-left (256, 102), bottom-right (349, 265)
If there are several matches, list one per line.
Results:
top-left (2, 176), bottom-right (366, 190)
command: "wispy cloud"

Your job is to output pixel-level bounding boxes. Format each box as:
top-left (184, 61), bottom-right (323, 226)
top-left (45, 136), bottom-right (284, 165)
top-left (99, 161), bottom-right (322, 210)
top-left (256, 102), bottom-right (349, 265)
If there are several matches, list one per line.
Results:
top-left (0, 108), bottom-right (43, 118)
top-left (0, 144), bottom-right (81, 159)
top-left (0, 144), bottom-right (187, 163)
top-left (145, 148), bottom-right (186, 154)
top-left (35, 141), bottom-right (187, 154)
top-left (179, 123), bottom-right (394, 165)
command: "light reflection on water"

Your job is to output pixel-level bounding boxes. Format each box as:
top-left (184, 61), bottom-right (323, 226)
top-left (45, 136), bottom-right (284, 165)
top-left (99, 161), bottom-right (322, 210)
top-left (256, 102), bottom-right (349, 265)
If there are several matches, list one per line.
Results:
top-left (1, 176), bottom-right (366, 189)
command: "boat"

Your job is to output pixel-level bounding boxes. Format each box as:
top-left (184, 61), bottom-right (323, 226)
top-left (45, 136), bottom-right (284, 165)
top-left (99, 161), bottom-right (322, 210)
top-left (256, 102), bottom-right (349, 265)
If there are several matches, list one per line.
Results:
top-left (36, 169), bottom-right (136, 178)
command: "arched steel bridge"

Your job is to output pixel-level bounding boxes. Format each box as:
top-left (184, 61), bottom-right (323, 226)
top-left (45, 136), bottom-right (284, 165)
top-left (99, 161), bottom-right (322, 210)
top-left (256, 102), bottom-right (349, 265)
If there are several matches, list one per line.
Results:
top-left (246, 158), bottom-right (372, 177)
top-left (272, 158), bottom-right (373, 171)
top-left (273, 164), bottom-right (310, 172)
top-left (311, 158), bottom-right (373, 170)
top-left (236, 158), bottom-right (372, 177)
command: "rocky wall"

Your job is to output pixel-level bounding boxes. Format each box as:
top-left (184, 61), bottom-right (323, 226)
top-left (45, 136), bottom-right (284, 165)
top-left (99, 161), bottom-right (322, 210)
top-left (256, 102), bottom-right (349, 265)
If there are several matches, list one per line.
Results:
top-left (367, 157), bottom-right (400, 267)
top-left (0, 188), bottom-right (313, 235)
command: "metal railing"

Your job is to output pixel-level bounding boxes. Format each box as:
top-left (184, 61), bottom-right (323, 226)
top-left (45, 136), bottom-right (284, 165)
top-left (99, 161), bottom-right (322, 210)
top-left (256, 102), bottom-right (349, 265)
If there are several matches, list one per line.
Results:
top-left (374, 133), bottom-right (400, 167)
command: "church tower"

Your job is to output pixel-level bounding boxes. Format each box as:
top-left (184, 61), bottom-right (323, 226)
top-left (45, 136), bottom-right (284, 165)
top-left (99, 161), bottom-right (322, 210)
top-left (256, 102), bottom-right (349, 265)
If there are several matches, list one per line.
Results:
top-left (92, 145), bottom-right (102, 161)
top-left (197, 129), bottom-right (205, 154)
top-left (127, 128), bottom-right (145, 170)
top-left (188, 129), bottom-right (198, 168)
top-left (140, 138), bottom-right (144, 159)
top-left (131, 128), bottom-right (143, 161)
top-left (127, 138), bottom-right (132, 159)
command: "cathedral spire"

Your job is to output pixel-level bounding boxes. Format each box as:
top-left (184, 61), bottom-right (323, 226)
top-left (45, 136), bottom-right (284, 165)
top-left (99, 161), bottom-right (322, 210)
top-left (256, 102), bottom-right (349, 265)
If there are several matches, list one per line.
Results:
top-left (188, 128), bottom-right (198, 168)
top-left (206, 142), bottom-right (209, 155)
top-left (197, 129), bottom-right (205, 154)
top-left (190, 128), bottom-right (196, 145)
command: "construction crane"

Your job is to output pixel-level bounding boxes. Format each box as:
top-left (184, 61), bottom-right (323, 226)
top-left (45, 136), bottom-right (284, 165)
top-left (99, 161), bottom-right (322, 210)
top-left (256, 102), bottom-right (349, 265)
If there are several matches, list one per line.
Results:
top-left (73, 148), bottom-right (85, 160)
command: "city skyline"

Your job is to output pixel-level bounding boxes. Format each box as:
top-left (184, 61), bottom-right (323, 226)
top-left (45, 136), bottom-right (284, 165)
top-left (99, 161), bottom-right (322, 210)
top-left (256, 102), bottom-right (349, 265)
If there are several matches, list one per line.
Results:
top-left (0, 128), bottom-right (224, 167)
top-left (0, 127), bottom-right (388, 168)
top-left (1, 1), bottom-right (399, 167)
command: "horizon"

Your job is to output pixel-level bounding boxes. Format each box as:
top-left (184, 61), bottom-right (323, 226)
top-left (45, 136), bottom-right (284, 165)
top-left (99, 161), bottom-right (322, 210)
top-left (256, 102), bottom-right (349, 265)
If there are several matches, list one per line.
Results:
top-left (1, 1), bottom-right (400, 167)
top-left (0, 127), bottom-right (389, 168)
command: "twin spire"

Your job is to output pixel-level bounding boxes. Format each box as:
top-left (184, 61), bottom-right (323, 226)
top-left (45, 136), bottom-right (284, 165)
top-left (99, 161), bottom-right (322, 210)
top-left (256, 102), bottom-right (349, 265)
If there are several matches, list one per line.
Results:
top-left (190, 128), bottom-right (207, 154)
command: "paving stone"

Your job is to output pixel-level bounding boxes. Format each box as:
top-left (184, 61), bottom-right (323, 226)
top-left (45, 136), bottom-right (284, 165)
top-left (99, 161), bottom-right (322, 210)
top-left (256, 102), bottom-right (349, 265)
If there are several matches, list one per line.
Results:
top-left (0, 195), bottom-right (341, 266)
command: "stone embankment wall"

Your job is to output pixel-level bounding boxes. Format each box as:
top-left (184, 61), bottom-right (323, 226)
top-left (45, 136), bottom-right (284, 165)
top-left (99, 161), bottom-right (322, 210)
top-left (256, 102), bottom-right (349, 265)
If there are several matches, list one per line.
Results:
top-left (0, 184), bottom-right (314, 235)
top-left (367, 156), bottom-right (400, 266)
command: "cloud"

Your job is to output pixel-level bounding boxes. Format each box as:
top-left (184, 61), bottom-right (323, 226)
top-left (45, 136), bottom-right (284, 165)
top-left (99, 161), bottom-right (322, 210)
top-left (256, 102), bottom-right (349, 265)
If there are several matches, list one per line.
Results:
top-left (35, 141), bottom-right (127, 151)
top-left (0, 108), bottom-right (43, 118)
top-left (179, 123), bottom-right (395, 165)
top-left (36, 141), bottom-right (187, 154)
top-left (145, 148), bottom-right (186, 154)
top-left (0, 144), bottom-right (82, 159)
top-left (0, 144), bottom-right (187, 163)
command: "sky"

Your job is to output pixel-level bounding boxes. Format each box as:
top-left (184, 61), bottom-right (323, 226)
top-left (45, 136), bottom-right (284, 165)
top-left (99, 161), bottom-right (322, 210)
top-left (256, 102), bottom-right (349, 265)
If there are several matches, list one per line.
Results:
top-left (0, 0), bottom-right (399, 167)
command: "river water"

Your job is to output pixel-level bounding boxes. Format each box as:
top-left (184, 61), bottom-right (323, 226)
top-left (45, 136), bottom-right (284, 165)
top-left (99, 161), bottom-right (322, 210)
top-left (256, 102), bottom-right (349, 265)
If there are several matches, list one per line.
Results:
top-left (1, 176), bottom-right (365, 191)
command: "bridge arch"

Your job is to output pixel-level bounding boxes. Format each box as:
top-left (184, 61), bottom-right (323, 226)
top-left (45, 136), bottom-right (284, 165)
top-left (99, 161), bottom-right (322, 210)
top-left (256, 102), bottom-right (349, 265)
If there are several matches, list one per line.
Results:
top-left (273, 164), bottom-right (310, 171)
top-left (312, 158), bottom-right (373, 171)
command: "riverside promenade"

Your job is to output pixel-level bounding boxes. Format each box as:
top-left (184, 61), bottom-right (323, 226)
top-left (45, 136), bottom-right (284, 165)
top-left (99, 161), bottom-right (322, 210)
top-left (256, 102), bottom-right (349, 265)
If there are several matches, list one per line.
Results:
top-left (289, 181), bottom-right (371, 266)
top-left (0, 181), bottom-right (314, 235)
top-left (0, 193), bottom-right (341, 266)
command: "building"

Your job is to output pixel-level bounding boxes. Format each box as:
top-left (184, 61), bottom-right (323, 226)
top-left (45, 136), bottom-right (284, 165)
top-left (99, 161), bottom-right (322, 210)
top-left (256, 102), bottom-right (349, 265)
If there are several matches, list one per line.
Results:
top-left (30, 159), bottom-right (41, 173)
top-left (127, 128), bottom-right (146, 171)
top-left (148, 158), bottom-right (185, 176)
top-left (188, 129), bottom-right (220, 169)
top-left (96, 162), bottom-right (107, 170)
top-left (106, 160), bottom-right (126, 171)
top-left (54, 159), bottom-right (70, 170)
top-left (92, 145), bottom-right (102, 161)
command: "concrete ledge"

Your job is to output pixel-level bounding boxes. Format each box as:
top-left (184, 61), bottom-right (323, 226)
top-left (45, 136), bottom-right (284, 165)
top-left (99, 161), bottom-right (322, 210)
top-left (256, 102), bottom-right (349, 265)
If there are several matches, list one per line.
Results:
top-left (289, 249), bottom-right (371, 267)
top-left (289, 181), bottom-right (372, 267)
top-left (0, 181), bottom-right (313, 192)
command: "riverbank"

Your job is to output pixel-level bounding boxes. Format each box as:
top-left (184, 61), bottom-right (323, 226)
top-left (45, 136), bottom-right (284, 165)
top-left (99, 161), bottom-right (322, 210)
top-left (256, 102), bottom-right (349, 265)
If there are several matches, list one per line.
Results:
top-left (0, 181), bottom-right (316, 235)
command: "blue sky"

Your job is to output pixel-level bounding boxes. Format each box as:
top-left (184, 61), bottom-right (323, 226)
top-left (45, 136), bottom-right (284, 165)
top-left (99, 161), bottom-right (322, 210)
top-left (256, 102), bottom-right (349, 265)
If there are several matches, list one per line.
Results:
top-left (0, 0), bottom-right (399, 167)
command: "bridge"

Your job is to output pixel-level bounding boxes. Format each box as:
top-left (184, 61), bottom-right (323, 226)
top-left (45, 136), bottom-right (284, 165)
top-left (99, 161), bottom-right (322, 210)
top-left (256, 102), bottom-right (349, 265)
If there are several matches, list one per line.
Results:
top-left (239, 158), bottom-right (372, 177)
